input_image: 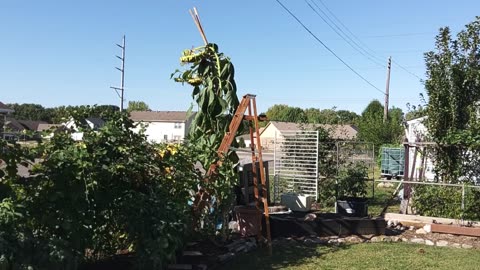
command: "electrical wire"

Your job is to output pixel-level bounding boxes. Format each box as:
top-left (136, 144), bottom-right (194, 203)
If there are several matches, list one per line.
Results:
top-left (304, 0), bottom-right (386, 68)
top-left (313, 0), bottom-right (423, 80)
top-left (274, 0), bottom-right (385, 95)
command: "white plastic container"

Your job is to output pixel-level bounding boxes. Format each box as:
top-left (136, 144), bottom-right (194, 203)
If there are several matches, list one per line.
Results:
top-left (280, 193), bottom-right (315, 212)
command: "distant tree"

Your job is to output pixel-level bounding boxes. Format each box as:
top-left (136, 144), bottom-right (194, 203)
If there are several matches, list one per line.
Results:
top-left (127, 101), bottom-right (150, 113)
top-left (318, 109), bottom-right (339, 124)
top-left (304, 108), bottom-right (322, 124)
top-left (405, 103), bottom-right (427, 121)
top-left (265, 104), bottom-right (305, 123)
top-left (337, 110), bottom-right (360, 124)
top-left (357, 100), bottom-right (403, 149)
top-left (7, 103), bottom-right (53, 122)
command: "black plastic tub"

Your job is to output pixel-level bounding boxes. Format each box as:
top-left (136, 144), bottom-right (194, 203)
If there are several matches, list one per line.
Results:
top-left (336, 197), bottom-right (369, 217)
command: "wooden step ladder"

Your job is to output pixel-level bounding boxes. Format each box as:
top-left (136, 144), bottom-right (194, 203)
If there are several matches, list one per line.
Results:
top-left (209, 94), bottom-right (271, 247)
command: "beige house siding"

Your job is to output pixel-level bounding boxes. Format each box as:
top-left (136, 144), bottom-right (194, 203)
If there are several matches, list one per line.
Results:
top-left (259, 121), bottom-right (358, 151)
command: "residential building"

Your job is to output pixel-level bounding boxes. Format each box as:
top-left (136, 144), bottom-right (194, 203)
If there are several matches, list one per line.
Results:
top-left (0, 102), bottom-right (14, 139)
top-left (404, 116), bottom-right (435, 180)
top-left (259, 121), bottom-right (358, 150)
top-left (129, 111), bottom-right (194, 143)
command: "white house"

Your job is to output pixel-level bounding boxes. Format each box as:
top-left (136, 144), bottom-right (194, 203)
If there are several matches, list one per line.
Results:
top-left (404, 116), bottom-right (435, 180)
top-left (61, 118), bottom-right (105, 141)
top-left (129, 111), bottom-right (194, 143)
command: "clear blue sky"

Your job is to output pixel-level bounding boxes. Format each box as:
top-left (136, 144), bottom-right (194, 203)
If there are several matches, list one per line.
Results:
top-left (1, 0), bottom-right (479, 114)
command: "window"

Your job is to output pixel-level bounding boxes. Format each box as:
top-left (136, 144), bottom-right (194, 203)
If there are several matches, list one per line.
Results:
top-left (163, 135), bottom-right (168, 141)
top-left (174, 122), bottom-right (182, 129)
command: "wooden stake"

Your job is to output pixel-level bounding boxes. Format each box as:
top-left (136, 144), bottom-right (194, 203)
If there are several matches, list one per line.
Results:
top-left (189, 7), bottom-right (208, 45)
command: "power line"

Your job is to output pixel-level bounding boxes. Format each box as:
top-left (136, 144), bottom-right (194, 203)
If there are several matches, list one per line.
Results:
top-left (305, 0), bottom-right (385, 68)
top-left (274, 0), bottom-right (385, 95)
top-left (314, 0), bottom-right (423, 80)
top-left (313, 0), bottom-right (385, 63)
top-left (392, 60), bottom-right (423, 80)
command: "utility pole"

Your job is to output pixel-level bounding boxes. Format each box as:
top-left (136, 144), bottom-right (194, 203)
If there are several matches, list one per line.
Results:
top-left (384, 56), bottom-right (391, 123)
top-left (110, 35), bottom-right (126, 111)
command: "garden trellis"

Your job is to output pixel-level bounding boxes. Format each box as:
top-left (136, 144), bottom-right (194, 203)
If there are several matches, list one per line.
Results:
top-left (273, 130), bottom-right (319, 201)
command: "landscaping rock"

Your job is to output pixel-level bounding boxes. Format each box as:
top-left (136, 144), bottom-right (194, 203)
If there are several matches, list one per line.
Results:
top-left (410, 238), bottom-right (425, 244)
top-left (436, 240), bottom-right (449, 247)
top-left (371, 236), bottom-right (385, 243)
top-left (425, 240), bottom-right (434, 246)
top-left (409, 226), bottom-right (415, 231)
top-left (345, 236), bottom-right (361, 243)
top-left (416, 228), bottom-right (427, 234)
top-left (423, 224), bottom-right (432, 233)
top-left (462, 244), bottom-right (473, 249)
top-left (391, 236), bottom-right (401, 242)
top-left (451, 243), bottom-right (462, 248)
top-left (328, 239), bottom-right (338, 244)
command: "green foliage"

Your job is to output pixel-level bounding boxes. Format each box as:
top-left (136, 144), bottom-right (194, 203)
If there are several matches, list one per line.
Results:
top-left (7, 103), bottom-right (54, 122)
top-left (127, 101), bottom-right (150, 113)
top-left (357, 100), bottom-right (403, 151)
top-left (266, 104), bottom-right (306, 123)
top-left (336, 163), bottom-right (368, 199)
top-left (318, 162), bottom-right (368, 204)
top-left (238, 137), bottom-right (246, 148)
top-left (173, 43), bottom-right (242, 239)
top-left (0, 108), bottom-right (200, 269)
top-left (266, 105), bottom-right (359, 125)
top-left (413, 185), bottom-right (480, 220)
top-left (405, 101), bottom-right (427, 121)
top-left (424, 17), bottom-right (480, 183)
top-left (6, 103), bottom-right (120, 124)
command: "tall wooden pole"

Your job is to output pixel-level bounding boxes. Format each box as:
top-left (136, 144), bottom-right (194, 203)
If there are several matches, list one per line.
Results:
top-left (384, 56), bottom-right (391, 123)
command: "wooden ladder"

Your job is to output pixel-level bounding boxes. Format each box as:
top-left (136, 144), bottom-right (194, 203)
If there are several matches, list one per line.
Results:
top-left (210, 94), bottom-right (271, 247)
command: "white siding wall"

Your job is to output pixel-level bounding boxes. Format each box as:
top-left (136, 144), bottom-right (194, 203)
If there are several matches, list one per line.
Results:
top-left (405, 117), bottom-right (435, 180)
top-left (135, 121), bottom-right (186, 143)
top-left (259, 124), bottom-right (281, 150)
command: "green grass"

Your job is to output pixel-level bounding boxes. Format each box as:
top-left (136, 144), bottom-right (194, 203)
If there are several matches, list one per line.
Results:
top-left (222, 242), bottom-right (480, 270)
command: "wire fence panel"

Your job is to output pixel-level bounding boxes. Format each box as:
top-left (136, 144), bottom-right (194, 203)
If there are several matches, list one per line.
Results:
top-left (274, 130), bottom-right (319, 202)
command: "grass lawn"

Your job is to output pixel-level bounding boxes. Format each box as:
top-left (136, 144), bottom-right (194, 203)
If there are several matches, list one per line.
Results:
top-left (222, 242), bottom-right (480, 270)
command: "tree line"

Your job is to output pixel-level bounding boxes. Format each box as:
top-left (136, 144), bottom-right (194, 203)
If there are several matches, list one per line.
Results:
top-left (264, 101), bottom-right (405, 147)
top-left (6, 101), bottom-right (150, 124)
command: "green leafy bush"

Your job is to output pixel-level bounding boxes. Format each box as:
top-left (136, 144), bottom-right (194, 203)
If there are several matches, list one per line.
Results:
top-left (0, 109), bottom-right (201, 269)
top-left (412, 185), bottom-right (480, 220)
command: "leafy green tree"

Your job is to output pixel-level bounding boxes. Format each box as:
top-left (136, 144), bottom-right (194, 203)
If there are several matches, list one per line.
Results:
top-left (424, 16), bottom-right (480, 182)
top-left (357, 100), bottom-right (403, 149)
top-left (337, 110), bottom-right (360, 124)
top-left (127, 101), bottom-right (150, 112)
top-left (7, 103), bottom-right (53, 122)
top-left (266, 104), bottom-right (306, 122)
top-left (405, 103), bottom-right (427, 121)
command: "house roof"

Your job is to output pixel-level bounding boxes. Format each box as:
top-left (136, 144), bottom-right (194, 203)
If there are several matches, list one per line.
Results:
top-left (0, 102), bottom-right (14, 114)
top-left (129, 111), bottom-right (192, 122)
top-left (5, 117), bottom-right (47, 131)
top-left (264, 121), bottom-right (358, 140)
top-left (37, 123), bottom-right (62, 132)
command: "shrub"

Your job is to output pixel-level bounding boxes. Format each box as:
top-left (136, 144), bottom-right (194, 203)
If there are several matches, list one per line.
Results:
top-left (412, 185), bottom-right (480, 220)
top-left (0, 109), bottom-right (201, 269)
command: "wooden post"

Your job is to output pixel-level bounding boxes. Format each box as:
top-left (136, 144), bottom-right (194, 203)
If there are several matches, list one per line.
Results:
top-left (384, 57), bottom-right (391, 123)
